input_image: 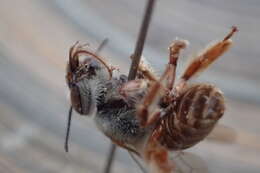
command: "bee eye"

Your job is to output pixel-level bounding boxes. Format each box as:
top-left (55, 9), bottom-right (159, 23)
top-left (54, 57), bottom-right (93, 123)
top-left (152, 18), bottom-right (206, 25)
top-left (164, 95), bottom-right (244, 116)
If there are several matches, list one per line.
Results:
top-left (70, 84), bottom-right (82, 114)
top-left (70, 79), bottom-right (92, 115)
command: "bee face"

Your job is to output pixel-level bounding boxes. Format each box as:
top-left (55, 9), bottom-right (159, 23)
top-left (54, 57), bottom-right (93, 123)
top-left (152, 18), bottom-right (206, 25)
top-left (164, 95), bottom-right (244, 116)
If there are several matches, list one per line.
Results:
top-left (66, 43), bottom-right (112, 115)
top-left (68, 58), bottom-right (110, 115)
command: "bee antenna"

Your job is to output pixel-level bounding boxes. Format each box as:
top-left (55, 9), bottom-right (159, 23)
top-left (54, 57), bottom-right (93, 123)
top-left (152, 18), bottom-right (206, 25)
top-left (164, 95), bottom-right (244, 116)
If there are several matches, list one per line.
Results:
top-left (64, 106), bottom-right (73, 152)
top-left (74, 50), bottom-right (113, 79)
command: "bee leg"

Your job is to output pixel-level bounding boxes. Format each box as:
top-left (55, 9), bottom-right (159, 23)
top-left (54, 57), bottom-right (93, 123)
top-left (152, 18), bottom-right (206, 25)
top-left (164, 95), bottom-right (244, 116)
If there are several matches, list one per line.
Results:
top-left (178, 27), bottom-right (238, 89)
top-left (133, 56), bottom-right (158, 81)
top-left (142, 123), bottom-right (175, 173)
top-left (144, 138), bottom-right (174, 173)
top-left (166, 39), bottom-right (188, 91)
top-left (137, 39), bottom-right (188, 127)
top-left (134, 38), bottom-right (188, 83)
top-left (137, 61), bottom-right (172, 127)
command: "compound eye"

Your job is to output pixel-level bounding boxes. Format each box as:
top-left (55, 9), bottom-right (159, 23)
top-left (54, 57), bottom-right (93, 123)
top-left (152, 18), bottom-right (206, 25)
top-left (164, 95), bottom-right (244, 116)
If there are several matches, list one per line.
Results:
top-left (70, 84), bottom-right (83, 114)
top-left (70, 80), bottom-right (92, 115)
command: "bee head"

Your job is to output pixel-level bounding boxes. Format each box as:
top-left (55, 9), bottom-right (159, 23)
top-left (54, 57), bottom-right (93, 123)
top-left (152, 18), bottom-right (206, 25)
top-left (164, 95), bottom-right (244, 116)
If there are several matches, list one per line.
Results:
top-left (66, 43), bottom-right (112, 85)
top-left (66, 42), bottom-right (112, 115)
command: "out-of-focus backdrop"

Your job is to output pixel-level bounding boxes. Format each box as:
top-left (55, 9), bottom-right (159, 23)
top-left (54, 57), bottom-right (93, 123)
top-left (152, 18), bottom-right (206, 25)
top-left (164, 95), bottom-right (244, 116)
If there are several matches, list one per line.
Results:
top-left (0, 0), bottom-right (259, 173)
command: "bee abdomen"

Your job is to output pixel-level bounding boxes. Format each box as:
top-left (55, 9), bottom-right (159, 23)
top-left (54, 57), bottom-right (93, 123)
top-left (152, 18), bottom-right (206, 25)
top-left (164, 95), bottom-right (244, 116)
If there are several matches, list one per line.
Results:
top-left (157, 84), bottom-right (225, 150)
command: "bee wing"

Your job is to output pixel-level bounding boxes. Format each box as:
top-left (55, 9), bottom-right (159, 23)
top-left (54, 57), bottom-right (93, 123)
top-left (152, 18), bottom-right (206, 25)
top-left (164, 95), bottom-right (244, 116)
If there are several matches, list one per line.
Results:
top-left (145, 148), bottom-right (209, 173)
top-left (206, 124), bottom-right (237, 144)
top-left (207, 124), bottom-right (260, 152)
top-left (168, 151), bottom-right (209, 173)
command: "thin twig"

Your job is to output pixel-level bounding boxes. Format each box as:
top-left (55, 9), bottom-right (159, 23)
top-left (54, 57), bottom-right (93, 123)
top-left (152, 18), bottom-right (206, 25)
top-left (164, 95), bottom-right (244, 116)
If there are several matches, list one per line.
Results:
top-left (64, 106), bottom-right (73, 152)
top-left (96, 38), bottom-right (109, 53)
top-left (103, 0), bottom-right (156, 173)
top-left (128, 0), bottom-right (156, 80)
top-left (103, 144), bottom-right (117, 173)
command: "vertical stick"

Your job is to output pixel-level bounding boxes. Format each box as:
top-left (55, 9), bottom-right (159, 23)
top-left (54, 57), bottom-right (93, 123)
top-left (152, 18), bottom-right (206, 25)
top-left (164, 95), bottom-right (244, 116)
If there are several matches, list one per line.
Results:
top-left (128, 0), bottom-right (156, 80)
top-left (64, 106), bottom-right (73, 152)
top-left (103, 144), bottom-right (117, 173)
top-left (103, 0), bottom-right (156, 172)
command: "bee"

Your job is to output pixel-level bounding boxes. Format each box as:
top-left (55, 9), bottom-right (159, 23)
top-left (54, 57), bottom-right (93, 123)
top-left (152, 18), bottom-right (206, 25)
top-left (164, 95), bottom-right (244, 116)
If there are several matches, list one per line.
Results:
top-left (65, 26), bottom-right (237, 173)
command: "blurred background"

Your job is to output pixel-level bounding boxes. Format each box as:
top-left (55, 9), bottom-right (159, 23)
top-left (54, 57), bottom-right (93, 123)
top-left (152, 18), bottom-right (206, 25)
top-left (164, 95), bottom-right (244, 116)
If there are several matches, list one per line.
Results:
top-left (0, 0), bottom-right (259, 172)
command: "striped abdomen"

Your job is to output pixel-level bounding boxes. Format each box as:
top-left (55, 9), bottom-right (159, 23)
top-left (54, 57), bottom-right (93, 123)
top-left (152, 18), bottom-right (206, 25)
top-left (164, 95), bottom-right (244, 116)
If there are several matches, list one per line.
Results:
top-left (156, 84), bottom-right (225, 150)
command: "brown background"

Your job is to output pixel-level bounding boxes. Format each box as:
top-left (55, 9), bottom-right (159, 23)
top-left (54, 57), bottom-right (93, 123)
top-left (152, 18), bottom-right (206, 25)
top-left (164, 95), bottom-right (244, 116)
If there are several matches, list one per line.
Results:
top-left (0, 0), bottom-right (259, 173)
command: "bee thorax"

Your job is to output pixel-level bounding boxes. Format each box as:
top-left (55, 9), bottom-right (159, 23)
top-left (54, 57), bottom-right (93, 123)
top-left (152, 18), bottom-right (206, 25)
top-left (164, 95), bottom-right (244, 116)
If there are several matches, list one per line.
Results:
top-left (95, 102), bottom-right (152, 152)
